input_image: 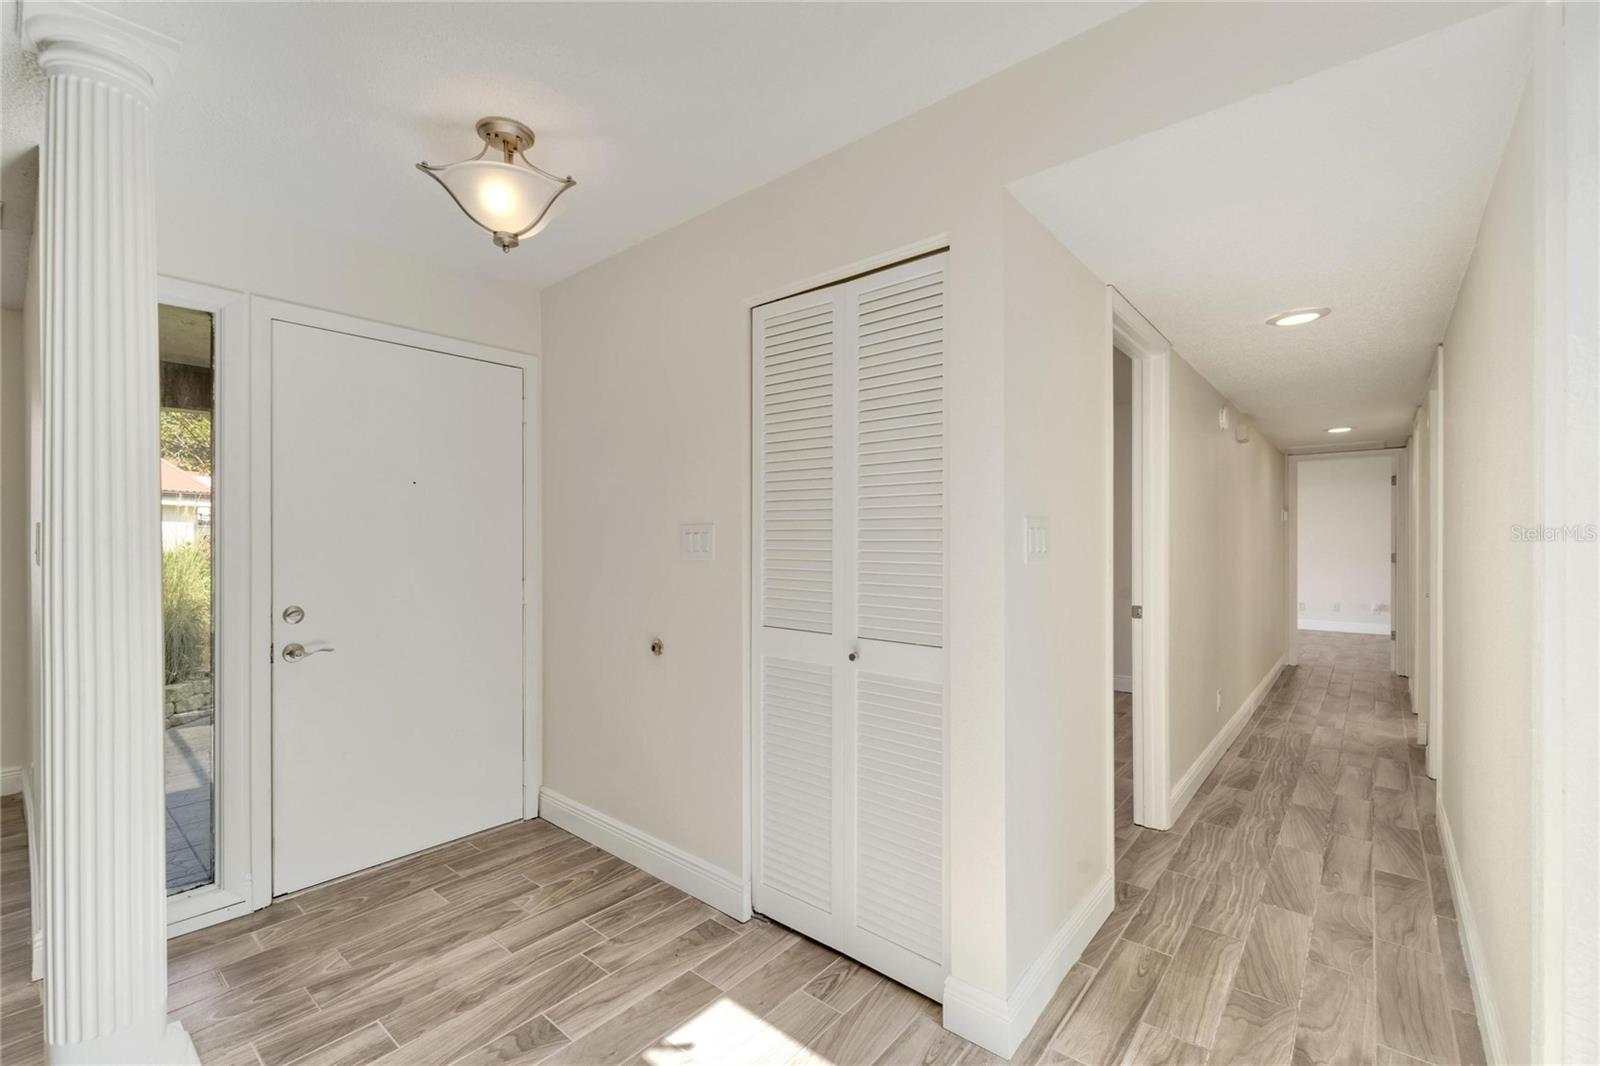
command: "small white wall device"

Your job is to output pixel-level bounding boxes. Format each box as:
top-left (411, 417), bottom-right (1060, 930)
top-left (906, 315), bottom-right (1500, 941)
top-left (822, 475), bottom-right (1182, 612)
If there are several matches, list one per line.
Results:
top-left (680, 523), bottom-right (715, 560)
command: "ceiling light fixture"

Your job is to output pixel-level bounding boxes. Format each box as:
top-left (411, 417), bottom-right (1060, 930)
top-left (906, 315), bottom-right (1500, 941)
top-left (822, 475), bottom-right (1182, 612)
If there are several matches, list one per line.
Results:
top-left (1266, 307), bottom-right (1331, 327)
top-left (418, 116), bottom-right (576, 253)
top-left (1326, 426), bottom-right (1353, 434)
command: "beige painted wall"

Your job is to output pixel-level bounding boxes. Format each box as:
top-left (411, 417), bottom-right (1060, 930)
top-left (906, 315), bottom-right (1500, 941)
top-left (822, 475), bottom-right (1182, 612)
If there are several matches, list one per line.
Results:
top-left (1000, 199), bottom-right (1113, 990)
top-left (1166, 354), bottom-right (1286, 790)
top-left (1439, 78), bottom-right (1535, 1062)
top-left (0, 308), bottom-right (26, 777)
top-left (538, 3), bottom-right (1482, 1004)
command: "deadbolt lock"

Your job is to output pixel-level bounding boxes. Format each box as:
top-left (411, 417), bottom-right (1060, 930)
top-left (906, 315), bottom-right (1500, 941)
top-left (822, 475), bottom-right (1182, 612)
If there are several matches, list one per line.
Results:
top-left (282, 605), bottom-right (305, 625)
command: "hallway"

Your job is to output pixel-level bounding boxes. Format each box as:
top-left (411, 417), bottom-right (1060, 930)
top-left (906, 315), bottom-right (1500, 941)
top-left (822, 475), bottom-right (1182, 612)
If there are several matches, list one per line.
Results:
top-left (1035, 633), bottom-right (1484, 1064)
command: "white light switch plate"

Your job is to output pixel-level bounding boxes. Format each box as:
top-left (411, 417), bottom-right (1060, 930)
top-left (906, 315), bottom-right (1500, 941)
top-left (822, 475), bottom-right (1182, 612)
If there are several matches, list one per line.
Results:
top-left (1024, 515), bottom-right (1050, 562)
top-left (681, 523), bottom-right (715, 560)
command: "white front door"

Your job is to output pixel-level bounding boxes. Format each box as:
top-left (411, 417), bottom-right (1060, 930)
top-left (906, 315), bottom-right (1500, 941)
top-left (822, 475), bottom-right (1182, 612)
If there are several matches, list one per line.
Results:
top-left (753, 254), bottom-right (949, 1000)
top-left (270, 321), bottom-right (525, 895)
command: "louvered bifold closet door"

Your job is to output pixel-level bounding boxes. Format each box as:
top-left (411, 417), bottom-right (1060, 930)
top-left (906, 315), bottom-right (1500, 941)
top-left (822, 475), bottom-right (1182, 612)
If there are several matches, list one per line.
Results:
top-left (753, 289), bottom-right (848, 946)
top-left (760, 296), bottom-right (836, 635)
top-left (856, 263), bottom-right (945, 647)
top-left (753, 253), bottom-right (948, 1004)
top-left (846, 257), bottom-right (947, 1000)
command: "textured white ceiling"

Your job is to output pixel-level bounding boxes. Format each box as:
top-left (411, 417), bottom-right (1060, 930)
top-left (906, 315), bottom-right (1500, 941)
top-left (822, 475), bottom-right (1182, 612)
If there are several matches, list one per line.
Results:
top-left (1, 1), bottom-right (1131, 306)
top-left (1011, 6), bottom-right (1532, 451)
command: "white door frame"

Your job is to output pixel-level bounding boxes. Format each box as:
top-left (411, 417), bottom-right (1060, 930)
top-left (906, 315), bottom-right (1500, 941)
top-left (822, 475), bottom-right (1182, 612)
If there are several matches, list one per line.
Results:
top-left (1391, 449), bottom-right (1407, 675)
top-left (1110, 288), bottom-right (1173, 831)
top-left (1395, 445), bottom-right (1411, 678)
top-left (1409, 401), bottom-right (1430, 746)
top-left (158, 276), bottom-right (254, 936)
top-left (246, 298), bottom-right (541, 912)
top-left (1283, 448), bottom-right (1406, 669)
top-left (1425, 360), bottom-right (1443, 782)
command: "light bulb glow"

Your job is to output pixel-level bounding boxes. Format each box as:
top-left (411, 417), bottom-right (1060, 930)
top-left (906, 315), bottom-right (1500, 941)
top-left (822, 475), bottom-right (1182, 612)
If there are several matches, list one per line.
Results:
top-left (1326, 427), bottom-right (1353, 434)
top-left (1266, 307), bottom-right (1331, 327)
top-left (478, 179), bottom-right (518, 220)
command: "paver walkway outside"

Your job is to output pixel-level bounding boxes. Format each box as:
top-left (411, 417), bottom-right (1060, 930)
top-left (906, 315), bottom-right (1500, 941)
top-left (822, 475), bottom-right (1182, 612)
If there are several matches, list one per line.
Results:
top-left (165, 717), bottom-right (214, 893)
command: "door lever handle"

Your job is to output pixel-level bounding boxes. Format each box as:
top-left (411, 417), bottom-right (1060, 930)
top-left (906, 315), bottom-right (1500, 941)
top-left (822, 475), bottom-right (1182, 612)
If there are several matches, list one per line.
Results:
top-left (281, 642), bottom-right (334, 663)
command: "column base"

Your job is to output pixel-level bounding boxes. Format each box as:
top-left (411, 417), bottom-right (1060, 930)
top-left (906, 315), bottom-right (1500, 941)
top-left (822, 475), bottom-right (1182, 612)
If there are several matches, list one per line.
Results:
top-left (48, 1018), bottom-right (199, 1065)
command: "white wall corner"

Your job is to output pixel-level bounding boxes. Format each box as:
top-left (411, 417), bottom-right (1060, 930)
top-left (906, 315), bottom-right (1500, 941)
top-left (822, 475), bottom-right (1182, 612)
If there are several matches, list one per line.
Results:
top-left (537, 787), bottom-right (751, 922)
top-left (1169, 656), bottom-right (1285, 820)
top-left (942, 874), bottom-right (1114, 1058)
top-left (1437, 803), bottom-right (1509, 1065)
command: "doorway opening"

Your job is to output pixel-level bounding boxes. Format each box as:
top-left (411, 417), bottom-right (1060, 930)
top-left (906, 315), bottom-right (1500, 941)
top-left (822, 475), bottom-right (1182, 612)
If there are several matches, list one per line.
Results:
top-left (1290, 452), bottom-right (1401, 668)
top-left (1112, 348), bottom-right (1135, 832)
top-left (1109, 290), bottom-right (1172, 830)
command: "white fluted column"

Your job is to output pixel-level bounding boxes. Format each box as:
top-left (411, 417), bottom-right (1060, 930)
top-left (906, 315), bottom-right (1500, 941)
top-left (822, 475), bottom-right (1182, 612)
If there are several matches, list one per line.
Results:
top-left (21, 4), bottom-right (193, 1063)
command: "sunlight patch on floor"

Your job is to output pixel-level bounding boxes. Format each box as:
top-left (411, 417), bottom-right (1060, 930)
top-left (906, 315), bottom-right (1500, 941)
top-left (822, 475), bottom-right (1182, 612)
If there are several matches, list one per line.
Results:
top-left (640, 997), bottom-right (837, 1066)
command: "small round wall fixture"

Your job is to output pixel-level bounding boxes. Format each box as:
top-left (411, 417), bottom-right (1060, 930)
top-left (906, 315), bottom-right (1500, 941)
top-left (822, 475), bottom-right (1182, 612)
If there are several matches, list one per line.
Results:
top-left (418, 116), bottom-right (576, 253)
top-left (1266, 307), bottom-right (1331, 327)
top-left (1326, 426), bottom-right (1354, 434)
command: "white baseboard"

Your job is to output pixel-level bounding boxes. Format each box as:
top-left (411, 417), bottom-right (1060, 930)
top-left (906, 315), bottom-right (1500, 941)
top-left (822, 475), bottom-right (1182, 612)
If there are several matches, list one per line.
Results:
top-left (1437, 803), bottom-right (1508, 1065)
top-left (16, 767), bottom-right (42, 981)
top-left (1298, 619), bottom-right (1390, 635)
top-left (0, 765), bottom-right (25, 796)
top-left (1168, 656), bottom-right (1285, 821)
top-left (943, 874), bottom-right (1114, 1058)
top-left (538, 787), bottom-right (751, 922)
top-left (1113, 674), bottom-right (1133, 694)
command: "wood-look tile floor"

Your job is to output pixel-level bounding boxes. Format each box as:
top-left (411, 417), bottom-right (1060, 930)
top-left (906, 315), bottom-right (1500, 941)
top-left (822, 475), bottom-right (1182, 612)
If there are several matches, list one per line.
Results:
top-left (1, 802), bottom-right (977, 1066)
top-left (1052, 632), bottom-right (1486, 1066)
top-left (0, 633), bottom-right (1484, 1065)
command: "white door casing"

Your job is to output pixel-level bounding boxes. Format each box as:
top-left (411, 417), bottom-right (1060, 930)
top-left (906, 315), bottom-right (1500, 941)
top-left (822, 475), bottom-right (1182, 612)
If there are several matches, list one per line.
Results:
top-left (1410, 402), bottom-right (1430, 746)
top-left (1110, 290), bottom-right (1173, 831)
top-left (1426, 358), bottom-right (1443, 782)
top-left (752, 254), bottom-right (948, 1000)
top-left (1391, 451), bottom-right (1401, 672)
top-left (269, 320), bottom-right (525, 895)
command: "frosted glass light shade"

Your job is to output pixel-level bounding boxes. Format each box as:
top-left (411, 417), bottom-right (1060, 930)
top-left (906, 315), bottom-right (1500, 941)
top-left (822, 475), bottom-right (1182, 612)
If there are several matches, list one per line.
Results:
top-left (418, 118), bottom-right (576, 252)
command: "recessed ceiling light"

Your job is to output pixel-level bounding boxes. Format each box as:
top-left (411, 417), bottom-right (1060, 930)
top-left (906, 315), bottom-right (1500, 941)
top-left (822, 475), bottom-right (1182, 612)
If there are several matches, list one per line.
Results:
top-left (1326, 426), bottom-right (1353, 434)
top-left (1267, 307), bottom-right (1331, 327)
